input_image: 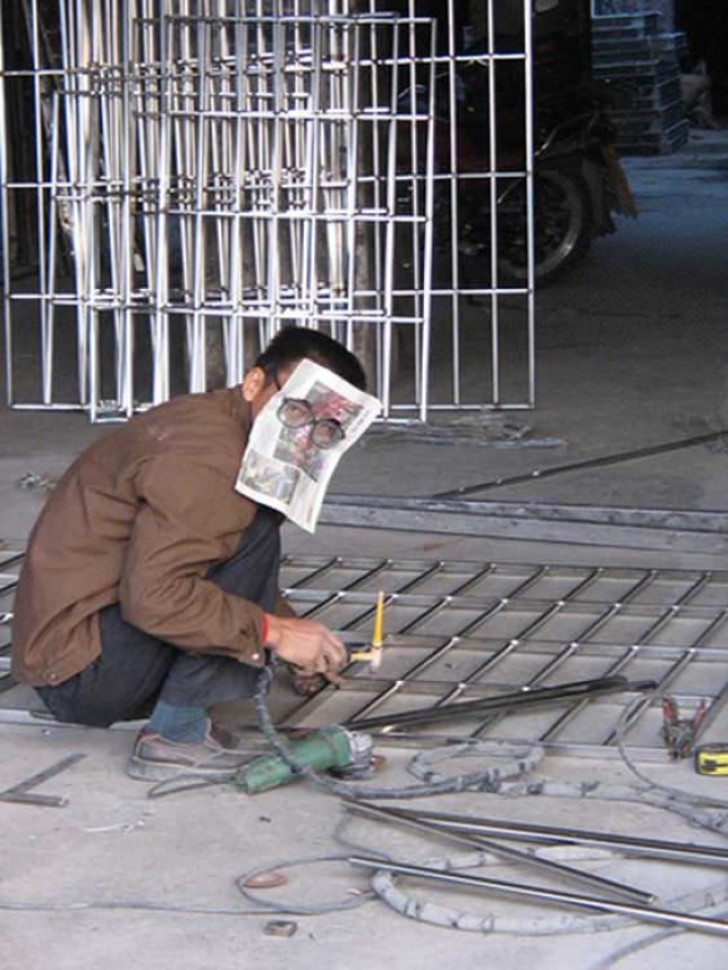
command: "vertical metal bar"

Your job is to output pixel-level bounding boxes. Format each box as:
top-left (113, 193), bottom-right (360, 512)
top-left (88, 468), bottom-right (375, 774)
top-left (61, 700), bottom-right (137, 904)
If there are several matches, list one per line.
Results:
top-left (445, 0), bottom-right (460, 405)
top-left (379, 18), bottom-right (402, 419)
top-left (120, 0), bottom-right (135, 416)
top-left (45, 89), bottom-right (63, 405)
top-left (30, 0), bottom-right (53, 405)
top-left (0, 2), bottom-right (13, 405)
top-left (226, 12), bottom-right (248, 386)
top-left (487, 0), bottom-right (500, 405)
top-left (188, 13), bottom-right (208, 393)
top-left (418, 18), bottom-right (436, 422)
top-left (523, 0), bottom-right (536, 405)
top-left (150, 0), bottom-right (170, 406)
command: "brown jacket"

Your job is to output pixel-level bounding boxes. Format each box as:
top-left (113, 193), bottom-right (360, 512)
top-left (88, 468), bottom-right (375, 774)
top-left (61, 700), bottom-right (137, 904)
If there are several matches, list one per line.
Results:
top-left (12, 387), bottom-right (289, 687)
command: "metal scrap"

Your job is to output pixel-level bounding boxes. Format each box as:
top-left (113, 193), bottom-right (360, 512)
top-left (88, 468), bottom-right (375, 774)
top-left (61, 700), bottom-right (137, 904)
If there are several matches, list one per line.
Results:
top-left (0, 752), bottom-right (86, 807)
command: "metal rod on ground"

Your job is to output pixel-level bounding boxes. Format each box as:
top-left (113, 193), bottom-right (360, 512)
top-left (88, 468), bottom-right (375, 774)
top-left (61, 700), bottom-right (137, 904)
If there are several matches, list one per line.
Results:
top-left (349, 856), bottom-right (728, 937)
top-left (345, 676), bottom-right (657, 732)
top-left (0, 752), bottom-right (86, 806)
top-left (432, 429), bottom-right (728, 499)
top-left (385, 807), bottom-right (728, 868)
top-left (342, 799), bottom-right (655, 905)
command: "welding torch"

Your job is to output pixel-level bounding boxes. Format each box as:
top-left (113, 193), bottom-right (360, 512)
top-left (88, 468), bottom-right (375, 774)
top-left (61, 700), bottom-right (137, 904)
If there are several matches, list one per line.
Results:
top-left (343, 590), bottom-right (386, 669)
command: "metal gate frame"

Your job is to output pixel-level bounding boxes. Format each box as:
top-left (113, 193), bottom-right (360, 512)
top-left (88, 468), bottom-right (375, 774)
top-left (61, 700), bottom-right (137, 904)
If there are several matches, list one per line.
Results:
top-left (2, 546), bottom-right (728, 760)
top-left (1, 0), bottom-right (535, 422)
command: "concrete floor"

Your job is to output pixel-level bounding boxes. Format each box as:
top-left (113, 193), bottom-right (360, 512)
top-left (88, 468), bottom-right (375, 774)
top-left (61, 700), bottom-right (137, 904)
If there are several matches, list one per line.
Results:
top-left (3, 128), bottom-right (728, 969)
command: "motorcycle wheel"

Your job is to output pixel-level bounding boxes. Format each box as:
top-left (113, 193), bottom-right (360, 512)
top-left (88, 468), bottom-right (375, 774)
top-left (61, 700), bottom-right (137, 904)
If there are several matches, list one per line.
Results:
top-left (498, 166), bottom-right (591, 286)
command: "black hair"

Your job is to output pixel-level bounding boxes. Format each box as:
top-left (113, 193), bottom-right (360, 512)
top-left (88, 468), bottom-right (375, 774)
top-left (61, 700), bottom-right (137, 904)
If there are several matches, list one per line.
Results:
top-left (254, 326), bottom-right (367, 391)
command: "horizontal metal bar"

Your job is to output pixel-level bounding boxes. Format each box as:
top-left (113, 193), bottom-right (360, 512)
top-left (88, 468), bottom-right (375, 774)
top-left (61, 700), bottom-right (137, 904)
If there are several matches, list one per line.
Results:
top-left (343, 800), bottom-right (654, 904)
top-left (391, 808), bottom-right (728, 868)
top-left (431, 430), bottom-right (728, 500)
top-left (326, 495), bottom-right (728, 533)
top-left (319, 497), bottom-right (728, 554)
top-left (345, 677), bottom-right (656, 731)
top-left (349, 856), bottom-right (728, 936)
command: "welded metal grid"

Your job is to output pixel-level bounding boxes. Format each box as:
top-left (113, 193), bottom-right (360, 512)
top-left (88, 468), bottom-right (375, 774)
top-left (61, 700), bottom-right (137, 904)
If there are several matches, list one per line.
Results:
top-left (274, 555), bottom-right (728, 755)
top-left (0, 546), bottom-right (23, 693)
top-left (2, 2), bottom-right (437, 418)
top-left (4, 548), bottom-right (721, 758)
top-left (1, 0), bottom-right (535, 421)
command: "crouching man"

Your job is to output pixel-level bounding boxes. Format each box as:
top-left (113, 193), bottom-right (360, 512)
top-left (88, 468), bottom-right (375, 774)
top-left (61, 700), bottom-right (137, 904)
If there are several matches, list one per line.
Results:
top-left (11, 326), bottom-right (380, 781)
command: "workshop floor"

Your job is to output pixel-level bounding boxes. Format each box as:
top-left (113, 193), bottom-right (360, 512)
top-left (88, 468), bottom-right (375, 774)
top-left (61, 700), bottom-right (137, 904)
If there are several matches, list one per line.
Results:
top-left (3, 128), bottom-right (728, 969)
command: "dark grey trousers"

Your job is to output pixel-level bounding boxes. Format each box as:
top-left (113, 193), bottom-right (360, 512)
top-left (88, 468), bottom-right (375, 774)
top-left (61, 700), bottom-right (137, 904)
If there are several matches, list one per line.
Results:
top-left (36, 509), bottom-right (281, 727)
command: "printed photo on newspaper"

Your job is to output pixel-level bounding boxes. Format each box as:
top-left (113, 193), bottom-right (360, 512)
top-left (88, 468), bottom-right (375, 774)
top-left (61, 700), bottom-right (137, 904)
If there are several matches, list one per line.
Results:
top-left (235, 358), bottom-right (382, 532)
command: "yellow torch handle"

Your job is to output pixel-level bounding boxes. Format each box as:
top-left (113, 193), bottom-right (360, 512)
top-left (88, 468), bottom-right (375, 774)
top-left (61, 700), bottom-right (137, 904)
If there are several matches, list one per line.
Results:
top-left (372, 590), bottom-right (385, 649)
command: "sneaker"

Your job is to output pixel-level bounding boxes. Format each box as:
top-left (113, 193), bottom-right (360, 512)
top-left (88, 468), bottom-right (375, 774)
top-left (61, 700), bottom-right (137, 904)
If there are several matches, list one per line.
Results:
top-left (126, 728), bottom-right (256, 782)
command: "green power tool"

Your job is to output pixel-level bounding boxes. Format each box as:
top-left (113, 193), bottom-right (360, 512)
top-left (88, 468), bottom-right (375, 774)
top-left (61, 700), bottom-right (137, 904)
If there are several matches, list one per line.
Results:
top-left (234, 725), bottom-right (374, 795)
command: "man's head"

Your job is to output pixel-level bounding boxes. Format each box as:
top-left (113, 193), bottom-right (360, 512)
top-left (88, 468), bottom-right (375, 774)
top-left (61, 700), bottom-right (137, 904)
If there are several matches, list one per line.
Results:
top-left (242, 326), bottom-right (367, 416)
top-left (236, 333), bottom-right (380, 532)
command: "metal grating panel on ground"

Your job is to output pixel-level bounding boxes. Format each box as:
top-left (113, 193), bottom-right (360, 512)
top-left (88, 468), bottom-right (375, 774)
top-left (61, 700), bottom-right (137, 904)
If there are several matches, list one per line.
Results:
top-left (275, 555), bottom-right (728, 755)
top-left (0, 545), bottom-right (24, 692)
top-left (3, 549), bottom-right (728, 756)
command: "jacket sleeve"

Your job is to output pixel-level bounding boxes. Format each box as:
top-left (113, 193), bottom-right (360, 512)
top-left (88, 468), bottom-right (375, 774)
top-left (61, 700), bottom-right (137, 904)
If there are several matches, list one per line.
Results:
top-left (119, 454), bottom-right (269, 665)
top-left (274, 591), bottom-right (297, 619)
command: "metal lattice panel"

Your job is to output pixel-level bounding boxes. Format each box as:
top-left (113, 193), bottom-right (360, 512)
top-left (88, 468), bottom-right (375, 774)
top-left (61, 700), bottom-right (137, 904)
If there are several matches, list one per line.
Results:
top-left (274, 555), bottom-right (728, 755)
top-left (5, 548), bottom-right (725, 757)
top-left (1, 1), bottom-right (535, 421)
top-left (0, 546), bottom-right (23, 692)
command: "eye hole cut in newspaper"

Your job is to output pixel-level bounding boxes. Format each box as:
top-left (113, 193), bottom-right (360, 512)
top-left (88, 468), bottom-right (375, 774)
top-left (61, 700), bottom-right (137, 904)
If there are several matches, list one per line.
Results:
top-left (235, 358), bottom-right (382, 533)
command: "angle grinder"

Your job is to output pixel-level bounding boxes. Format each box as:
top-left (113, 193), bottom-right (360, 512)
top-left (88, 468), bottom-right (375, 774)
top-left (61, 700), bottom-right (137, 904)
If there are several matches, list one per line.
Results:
top-left (233, 725), bottom-right (374, 795)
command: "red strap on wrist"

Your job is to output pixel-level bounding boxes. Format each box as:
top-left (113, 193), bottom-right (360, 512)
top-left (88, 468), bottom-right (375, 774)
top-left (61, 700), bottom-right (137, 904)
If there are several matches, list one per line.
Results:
top-left (260, 613), bottom-right (269, 645)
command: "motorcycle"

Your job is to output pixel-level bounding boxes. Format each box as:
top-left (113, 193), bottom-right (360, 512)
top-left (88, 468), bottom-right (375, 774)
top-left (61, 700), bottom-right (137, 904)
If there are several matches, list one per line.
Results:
top-left (403, 64), bottom-right (637, 287)
top-left (452, 92), bottom-right (637, 286)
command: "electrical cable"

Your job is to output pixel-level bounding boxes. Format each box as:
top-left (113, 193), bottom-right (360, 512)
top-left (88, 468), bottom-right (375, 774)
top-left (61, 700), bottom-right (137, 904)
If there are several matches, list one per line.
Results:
top-left (333, 692), bottom-right (728, 935)
top-left (589, 907), bottom-right (728, 970)
top-left (146, 776), bottom-right (230, 799)
top-left (252, 663), bottom-right (546, 800)
top-left (367, 854), bottom-right (728, 936)
top-left (234, 853), bottom-right (375, 915)
top-left (336, 809), bottom-right (728, 936)
top-left (124, 665), bottom-right (728, 937)
top-left (614, 692), bottom-right (728, 814)
top-left (0, 898), bottom-right (319, 916)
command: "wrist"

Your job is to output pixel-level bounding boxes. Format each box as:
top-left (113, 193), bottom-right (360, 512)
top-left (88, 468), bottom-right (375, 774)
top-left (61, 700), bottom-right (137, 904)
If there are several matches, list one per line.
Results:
top-left (262, 613), bottom-right (282, 649)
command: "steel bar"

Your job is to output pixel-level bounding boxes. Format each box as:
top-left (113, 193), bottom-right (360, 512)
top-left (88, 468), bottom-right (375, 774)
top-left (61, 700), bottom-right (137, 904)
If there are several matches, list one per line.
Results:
top-left (349, 855), bottom-right (728, 937)
top-left (381, 807), bottom-right (728, 869)
top-left (0, 752), bottom-right (86, 806)
top-left (319, 496), bottom-right (728, 554)
top-left (345, 676), bottom-right (656, 732)
top-left (433, 430), bottom-right (728, 499)
top-left (343, 799), bottom-right (654, 904)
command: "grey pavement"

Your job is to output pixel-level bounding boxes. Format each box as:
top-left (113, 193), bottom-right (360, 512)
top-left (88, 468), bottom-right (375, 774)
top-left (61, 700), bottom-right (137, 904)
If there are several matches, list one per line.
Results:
top-left (3, 128), bottom-right (728, 969)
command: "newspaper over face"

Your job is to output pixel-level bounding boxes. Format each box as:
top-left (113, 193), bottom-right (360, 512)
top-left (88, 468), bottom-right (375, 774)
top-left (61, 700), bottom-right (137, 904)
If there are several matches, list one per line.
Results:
top-left (235, 358), bottom-right (382, 533)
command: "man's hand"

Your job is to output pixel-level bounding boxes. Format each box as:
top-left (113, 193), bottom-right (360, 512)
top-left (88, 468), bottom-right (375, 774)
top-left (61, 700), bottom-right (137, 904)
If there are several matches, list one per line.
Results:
top-left (264, 614), bottom-right (347, 676)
